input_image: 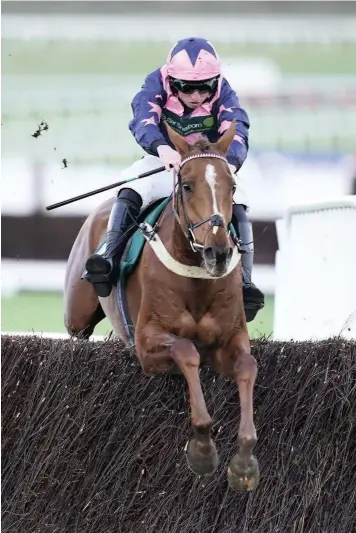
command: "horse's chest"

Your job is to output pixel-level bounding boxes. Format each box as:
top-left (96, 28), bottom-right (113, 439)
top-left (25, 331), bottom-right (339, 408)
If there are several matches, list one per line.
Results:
top-left (174, 310), bottom-right (223, 346)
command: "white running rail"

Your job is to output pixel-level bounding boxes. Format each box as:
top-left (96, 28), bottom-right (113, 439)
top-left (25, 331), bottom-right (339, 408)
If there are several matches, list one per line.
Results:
top-left (274, 195), bottom-right (356, 341)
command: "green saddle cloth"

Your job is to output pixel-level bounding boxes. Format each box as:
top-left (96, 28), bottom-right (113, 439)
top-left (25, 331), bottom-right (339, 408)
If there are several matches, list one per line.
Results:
top-left (119, 197), bottom-right (171, 285)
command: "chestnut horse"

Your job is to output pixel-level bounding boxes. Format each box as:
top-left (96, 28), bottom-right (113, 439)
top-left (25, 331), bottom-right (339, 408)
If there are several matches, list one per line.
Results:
top-left (64, 121), bottom-right (259, 491)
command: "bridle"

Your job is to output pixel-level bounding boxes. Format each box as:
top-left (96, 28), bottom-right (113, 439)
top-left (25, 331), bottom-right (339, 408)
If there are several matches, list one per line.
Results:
top-left (172, 152), bottom-right (237, 253)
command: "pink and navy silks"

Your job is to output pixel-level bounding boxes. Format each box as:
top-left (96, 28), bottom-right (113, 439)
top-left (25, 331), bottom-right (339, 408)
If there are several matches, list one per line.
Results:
top-left (128, 37), bottom-right (250, 172)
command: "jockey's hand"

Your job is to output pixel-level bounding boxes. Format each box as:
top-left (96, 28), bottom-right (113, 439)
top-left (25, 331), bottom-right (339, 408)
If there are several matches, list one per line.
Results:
top-left (157, 145), bottom-right (181, 172)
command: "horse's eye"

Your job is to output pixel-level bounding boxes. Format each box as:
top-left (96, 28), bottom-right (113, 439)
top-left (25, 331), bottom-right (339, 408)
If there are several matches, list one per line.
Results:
top-left (182, 183), bottom-right (193, 193)
top-left (232, 184), bottom-right (237, 194)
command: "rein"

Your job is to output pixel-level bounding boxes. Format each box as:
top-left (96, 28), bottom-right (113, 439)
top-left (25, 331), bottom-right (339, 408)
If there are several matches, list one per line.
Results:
top-left (172, 152), bottom-right (236, 253)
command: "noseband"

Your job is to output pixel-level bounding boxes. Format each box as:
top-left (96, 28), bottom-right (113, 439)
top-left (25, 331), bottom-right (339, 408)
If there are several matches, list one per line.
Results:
top-left (172, 153), bottom-right (235, 253)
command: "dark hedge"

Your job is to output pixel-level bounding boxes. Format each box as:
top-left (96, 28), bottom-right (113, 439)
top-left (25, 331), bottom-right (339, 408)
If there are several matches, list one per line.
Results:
top-left (1, 335), bottom-right (355, 533)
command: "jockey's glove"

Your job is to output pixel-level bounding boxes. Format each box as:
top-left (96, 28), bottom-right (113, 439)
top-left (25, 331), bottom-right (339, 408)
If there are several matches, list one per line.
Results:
top-left (157, 145), bottom-right (182, 172)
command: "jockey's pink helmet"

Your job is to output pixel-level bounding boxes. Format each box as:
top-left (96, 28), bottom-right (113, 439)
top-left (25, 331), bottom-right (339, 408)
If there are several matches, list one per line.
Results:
top-left (165, 37), bottom-right (222, 81)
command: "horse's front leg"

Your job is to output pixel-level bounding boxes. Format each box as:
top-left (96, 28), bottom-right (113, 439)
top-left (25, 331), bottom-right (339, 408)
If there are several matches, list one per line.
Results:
top-left (136, 326), bottom-right (219, 476)
top-left (220, 331), bottom-right (260, 491)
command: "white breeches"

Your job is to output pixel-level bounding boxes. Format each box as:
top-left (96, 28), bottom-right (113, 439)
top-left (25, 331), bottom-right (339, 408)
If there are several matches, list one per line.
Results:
top-left (116, 155), bottom-right (250, 209)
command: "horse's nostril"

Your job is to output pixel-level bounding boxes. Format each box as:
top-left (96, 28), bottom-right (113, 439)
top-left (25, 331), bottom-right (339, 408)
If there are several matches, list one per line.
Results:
top-left (217, 247), bottom-right (233, 265)
top-left (204, 246), bottom-right (214, 261)
top-left (204, 246), bottom-right (233, 265)
top-left (216, 250), bottom-right (228, 264)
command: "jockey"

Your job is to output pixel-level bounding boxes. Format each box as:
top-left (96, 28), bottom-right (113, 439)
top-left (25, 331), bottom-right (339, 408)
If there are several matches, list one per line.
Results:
top-left (85, 37), bottom-right (265, 321)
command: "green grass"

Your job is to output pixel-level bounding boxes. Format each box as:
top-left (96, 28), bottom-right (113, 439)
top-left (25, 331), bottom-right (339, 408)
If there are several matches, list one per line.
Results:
top-left (1, 291), bottom-right (274, 340)
top-left (2, 40), bottom-right (356, 75)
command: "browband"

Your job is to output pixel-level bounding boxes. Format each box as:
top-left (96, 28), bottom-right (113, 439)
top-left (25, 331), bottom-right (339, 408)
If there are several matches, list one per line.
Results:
top-left (179, 152), bottom-right (228, 169)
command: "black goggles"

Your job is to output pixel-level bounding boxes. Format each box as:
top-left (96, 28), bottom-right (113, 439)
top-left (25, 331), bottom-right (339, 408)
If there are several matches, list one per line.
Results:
top-left (169, 76), bottom-right (219, 95)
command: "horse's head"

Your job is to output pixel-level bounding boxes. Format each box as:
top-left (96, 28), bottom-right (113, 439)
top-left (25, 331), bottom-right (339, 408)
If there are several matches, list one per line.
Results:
top-left (165, 120), bottom-right (238, 277)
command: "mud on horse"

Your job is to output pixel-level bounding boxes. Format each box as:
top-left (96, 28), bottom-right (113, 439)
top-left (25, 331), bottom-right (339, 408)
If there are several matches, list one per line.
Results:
top-left (64, 120), bottom-right (260, 491)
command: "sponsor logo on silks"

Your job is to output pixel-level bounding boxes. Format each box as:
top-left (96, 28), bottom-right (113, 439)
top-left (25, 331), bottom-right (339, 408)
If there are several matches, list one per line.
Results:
top-left (203, 117), bottom-right (214, 127)
top-left (162, 109), bottom-right (217, 137)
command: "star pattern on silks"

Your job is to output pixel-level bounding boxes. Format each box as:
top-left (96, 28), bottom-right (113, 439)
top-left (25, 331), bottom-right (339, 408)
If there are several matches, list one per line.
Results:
top-left (219, 104), bottom-right (235, 115)
top-left (148, 101), bottom-right (162, 118)
top-left (141, 116), bottom-right (156, 126)
top-left (219, 104), bottom-right (232, 113)
top-left (218, 120), bottom-right (244, 144)
top-left (170, 38), bottom-right (217, 66)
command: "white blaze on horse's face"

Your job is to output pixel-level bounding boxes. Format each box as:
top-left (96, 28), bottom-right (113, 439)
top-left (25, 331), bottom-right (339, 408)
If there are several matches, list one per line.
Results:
top-left (205, 163), bottom-right (225, 234)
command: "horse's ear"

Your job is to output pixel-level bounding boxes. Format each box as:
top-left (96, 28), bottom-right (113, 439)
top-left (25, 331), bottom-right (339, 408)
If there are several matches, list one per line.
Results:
top-left (215, 119), bottom-right (237, 154)
top-left (164, 121), bottom-right (190, 155)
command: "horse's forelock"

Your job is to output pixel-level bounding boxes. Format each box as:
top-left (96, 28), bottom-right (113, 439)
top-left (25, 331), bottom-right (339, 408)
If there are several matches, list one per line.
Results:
top-left (191, 139), bottom-right (214, 154)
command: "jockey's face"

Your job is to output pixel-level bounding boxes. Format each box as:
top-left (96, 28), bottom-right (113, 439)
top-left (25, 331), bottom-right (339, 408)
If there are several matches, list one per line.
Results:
top-left (177, 89), bottom-right (211, 108)
top-left (169, 76), bottom-right (219, 109)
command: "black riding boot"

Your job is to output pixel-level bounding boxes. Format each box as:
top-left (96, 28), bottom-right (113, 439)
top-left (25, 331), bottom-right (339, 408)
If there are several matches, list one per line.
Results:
top-left (231, 204), bottom-right (265, 322)
top-left (84, 188), bottom-right (143, 298)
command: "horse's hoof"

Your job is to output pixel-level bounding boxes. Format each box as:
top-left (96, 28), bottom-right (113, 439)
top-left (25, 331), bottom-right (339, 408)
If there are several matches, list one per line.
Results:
top-left (186, 438), bottom-right (219, 477)
top-left (227, 453), bottom-right (260, 491)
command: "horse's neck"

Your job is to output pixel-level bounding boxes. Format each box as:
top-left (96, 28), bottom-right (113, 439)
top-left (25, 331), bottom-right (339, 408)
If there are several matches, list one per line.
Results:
top-left (156, 210), bottom-right (238, 316)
